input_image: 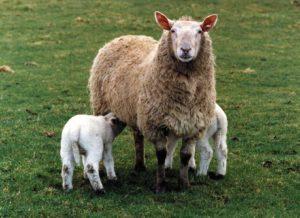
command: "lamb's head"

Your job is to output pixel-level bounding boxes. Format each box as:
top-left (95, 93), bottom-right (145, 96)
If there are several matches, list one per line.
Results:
top-left (104, 113), bottom-right (126, 136)
top-left (155, 11), bottom-right (217, 62)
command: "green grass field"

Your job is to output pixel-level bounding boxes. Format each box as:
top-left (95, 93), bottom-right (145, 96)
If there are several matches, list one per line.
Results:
top-left (0, 0), bottom-right (299, 217)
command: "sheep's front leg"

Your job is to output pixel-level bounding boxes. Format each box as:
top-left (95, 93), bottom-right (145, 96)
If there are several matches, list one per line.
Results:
top-left (103, 143), bottom-right (117, 181)
top-left (133, 129), bottom-right (146, 172)
top-left (179, 138), bottom-right (195, 189)
top-left (154, 140), bottom-right (167, 193)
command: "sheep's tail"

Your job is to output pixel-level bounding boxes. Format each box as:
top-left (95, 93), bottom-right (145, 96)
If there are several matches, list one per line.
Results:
top-left (72, 143), bottom-right (81, 166)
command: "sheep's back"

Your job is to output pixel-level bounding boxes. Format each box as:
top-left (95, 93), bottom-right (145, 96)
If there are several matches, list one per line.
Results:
top-left (89, 35), bottom-right (157, 127)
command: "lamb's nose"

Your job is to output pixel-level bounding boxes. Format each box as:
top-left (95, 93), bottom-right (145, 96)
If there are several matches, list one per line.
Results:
top-left (181, 47), bottom-right (191, 55)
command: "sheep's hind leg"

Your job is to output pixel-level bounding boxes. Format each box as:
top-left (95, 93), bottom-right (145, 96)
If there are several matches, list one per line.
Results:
top-left (155, 140), bottom-right (167, 193)
top-left (179, 138), bottom-right (195, 189)
top-left (133, 129), bottom-right (146, 172)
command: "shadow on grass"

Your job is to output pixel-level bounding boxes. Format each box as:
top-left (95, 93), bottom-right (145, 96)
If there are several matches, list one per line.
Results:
top-left (35, 165), bottom-right (222, 199)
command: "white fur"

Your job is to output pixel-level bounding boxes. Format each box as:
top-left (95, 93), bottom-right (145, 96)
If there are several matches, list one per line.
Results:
top-left (165, 104), bottom-right (228, 176)
top-left (60, 114), bottom-right (118, 192)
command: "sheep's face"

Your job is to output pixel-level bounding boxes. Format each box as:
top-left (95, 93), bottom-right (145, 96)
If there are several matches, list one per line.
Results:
top-left (155, 11), bottom-right (218, 63)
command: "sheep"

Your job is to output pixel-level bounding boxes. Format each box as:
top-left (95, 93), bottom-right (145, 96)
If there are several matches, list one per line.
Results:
top-left (60, 113), bottom-right (125, 194)
top-left (89, 11), bottom-right (218, 192)
top-left (165, 103), bottom-right (228, 179)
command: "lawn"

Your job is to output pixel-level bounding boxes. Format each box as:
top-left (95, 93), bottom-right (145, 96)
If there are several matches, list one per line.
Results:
top-left (0, 0), bottom-right (299, 217)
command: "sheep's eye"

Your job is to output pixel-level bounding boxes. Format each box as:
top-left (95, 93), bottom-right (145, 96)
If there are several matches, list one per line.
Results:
top-left (171, 29), bottom-right (175, 33)
top-left (198, 30), bottom-right (202, 34)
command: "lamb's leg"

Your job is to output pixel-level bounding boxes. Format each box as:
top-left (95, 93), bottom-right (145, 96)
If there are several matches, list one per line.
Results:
top-left (164, 135), bottom-right (177, 169)
top-left (214, 132), bottom-right (228, 178)
top-left (82, 155), bottom-right (87, 179)
top-left (84, 144), bottom-right (105, 194)
top-left (179, 138), bottom-right (195, 189)
top-left (196, 138), bottom-right (213, 176)
top-left (155, 140), bottom-right (167, 193)
top-left (61, 156), bottom-right (75, 191)
top-left (188, 145), bottom-right (196, 172)
top-left (133, 129), bottom-right (146, 172)
top-left (103, 143), bottom-right (117, 181)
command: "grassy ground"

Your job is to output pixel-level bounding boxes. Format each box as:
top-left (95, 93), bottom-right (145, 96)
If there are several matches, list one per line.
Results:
top-left (0, 0), bottom-right (299, 217)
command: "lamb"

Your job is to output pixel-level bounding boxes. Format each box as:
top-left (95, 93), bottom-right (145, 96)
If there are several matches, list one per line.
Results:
top-left (60, 113), bottom-right (125, 194)
top-left (165, 104), bottom-right (228, 179)
top-left (89, 11), bottom-right (218, 192)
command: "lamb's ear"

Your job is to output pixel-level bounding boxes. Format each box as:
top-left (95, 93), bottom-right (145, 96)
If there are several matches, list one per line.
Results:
top-left (154, 11), bottom-right (173, 30)
top-left (201, 14), bottom-right (218, 32)
top-left (108, 117), bottom-right (119, 126)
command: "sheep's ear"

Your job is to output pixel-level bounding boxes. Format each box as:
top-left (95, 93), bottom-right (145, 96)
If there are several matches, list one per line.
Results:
top-left (154, 11), bottom-right (173, 30)
top-left (201, 14), bottom-right (218, 32)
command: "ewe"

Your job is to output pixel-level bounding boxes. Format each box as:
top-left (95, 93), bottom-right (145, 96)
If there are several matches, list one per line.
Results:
top-left (165, 104), bottom-right (228, 179)
top-left (60, 113), bottom-right (125, 194)
top-left (89, 11), bottom-right (218, 192)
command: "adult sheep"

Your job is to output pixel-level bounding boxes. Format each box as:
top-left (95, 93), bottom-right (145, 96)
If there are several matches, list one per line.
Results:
top-left (89, 11), bottom-right (218, 193)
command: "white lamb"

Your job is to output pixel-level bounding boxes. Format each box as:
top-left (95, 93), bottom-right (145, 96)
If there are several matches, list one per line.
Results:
top-left (165, 104), bottom-right (228, 179)
top-left (60, 113), bottom-right (125, 194)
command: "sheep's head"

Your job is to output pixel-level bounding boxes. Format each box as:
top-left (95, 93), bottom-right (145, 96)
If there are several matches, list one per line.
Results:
top-left (155, 11), bottom-right (217, 63)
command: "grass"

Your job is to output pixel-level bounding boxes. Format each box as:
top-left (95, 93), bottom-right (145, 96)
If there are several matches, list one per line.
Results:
top-left (0, 0), bottom-right (299, 217)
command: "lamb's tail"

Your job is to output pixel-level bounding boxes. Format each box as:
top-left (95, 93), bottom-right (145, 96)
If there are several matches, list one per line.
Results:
top-left (72, 143), bottom-right (81, 166)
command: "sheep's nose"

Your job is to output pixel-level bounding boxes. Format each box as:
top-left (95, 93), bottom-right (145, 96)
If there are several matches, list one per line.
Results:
top-left (181, 47), bottom-right (191, 55)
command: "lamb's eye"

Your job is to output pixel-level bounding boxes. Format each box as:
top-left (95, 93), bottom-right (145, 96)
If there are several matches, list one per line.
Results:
top-left (198, 30), bottom-right (202, 34)
top-left (171, 29), bottom-right (175, 33)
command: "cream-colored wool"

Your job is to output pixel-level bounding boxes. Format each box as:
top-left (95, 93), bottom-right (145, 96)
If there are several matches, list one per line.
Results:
top-left (89, 12), bottom-right (217, 191)
top-left (89, 25), bottom-right (216, 143)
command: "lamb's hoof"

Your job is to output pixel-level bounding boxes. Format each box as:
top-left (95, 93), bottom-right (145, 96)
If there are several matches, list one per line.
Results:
top-left (155, 182), bottom-right (167, 194)
top-left (63, 184), bottom-right (73, 191)
top-left (178, 179), bottom-right (191, 190)
top-left (188, 167), bottom-right (197, 175)
top-left (134, 164), bottom-right (146, 172)
top-left (107, 176), bottom-right (118, 181)
top-left (95, 189), bottom-right (106, 195)
top-left (208, 171), bottom-right (225, 180)
top-left (107, 177), bottom-right (121, 187)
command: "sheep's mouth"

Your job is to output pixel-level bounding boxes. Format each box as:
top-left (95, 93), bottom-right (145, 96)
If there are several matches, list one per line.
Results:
top-left (179, 55), bottom-right (193, 62)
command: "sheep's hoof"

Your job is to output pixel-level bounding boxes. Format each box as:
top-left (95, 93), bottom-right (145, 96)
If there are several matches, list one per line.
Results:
top-left (134, 164), bottom-right (146, 172)
top-left (95, 189), bottom-right (106, 195)
top-left (155, 181), bottom-right (167, 194)
top-left (165, 168), bottom-right (176, 177)
top-left (188, 167), bottom-right (196, 175)
top-left (208, 171), bottom-right (225, 180)
top-left (178, 179), bottom-right (191, 190)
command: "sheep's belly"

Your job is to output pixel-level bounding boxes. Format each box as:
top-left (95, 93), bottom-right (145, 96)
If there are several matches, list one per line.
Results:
top-left (165, 110), bottom-right (206, 137)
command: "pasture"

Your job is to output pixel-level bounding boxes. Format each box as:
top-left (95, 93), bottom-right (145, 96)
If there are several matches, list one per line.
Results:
top-left (0, 0), bottom-right (299, 216)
